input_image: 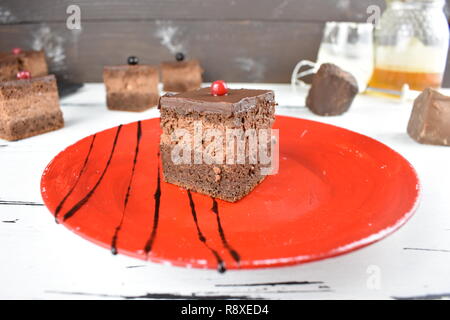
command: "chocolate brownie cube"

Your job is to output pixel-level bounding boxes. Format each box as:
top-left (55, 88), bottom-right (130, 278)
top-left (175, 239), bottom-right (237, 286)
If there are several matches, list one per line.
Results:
top-left (407, 88), bottom-right (450, 146)
top-left (0, 50), bottom-right (48, 81)
top-left (161, 60), bottom-right (203, 92)
top-left (103, 65), bottom-right (159, 112)
top-left (0, 75), bottom-right (64, 141)
top-left (159, 87), bottom-right (276, 202)
top-left (306, 63), bottom-right (358, 116)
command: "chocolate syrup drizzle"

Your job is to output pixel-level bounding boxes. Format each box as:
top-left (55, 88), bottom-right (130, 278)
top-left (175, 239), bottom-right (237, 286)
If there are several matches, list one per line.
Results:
top-left (187, 190), bottom-right (226, 273)
top-left (52, 122), bottom-right (242, 273)
top-left (144, 158), bottom-right (162, 254)
top-left (54, 134), bottom-right (96, 223)
top-left (62, 125), bottom-right (122, 221)
top-left (111, 122), bottom-right (142, 255)
top-left (211, 198), bottom-right (241, 263)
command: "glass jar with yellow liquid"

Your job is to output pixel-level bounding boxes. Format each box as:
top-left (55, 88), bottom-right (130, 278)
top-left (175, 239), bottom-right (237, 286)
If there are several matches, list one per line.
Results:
top-left (369, 0), bottom-right (449, 94)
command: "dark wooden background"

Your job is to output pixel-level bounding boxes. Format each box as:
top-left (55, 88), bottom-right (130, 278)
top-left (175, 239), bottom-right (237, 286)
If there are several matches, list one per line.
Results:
top-left (1, 0), bottom-right (449, 85)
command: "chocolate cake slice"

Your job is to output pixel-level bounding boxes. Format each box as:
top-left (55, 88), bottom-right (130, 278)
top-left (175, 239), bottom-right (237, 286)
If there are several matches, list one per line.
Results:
top-left (161, 59), bottom-right (203, 92)
top-left (0, 75), bottom-right (64, 141)
top-left (159, 87), bottom-right (276, 202)
top-left (103, 64), bottom-right (159, 112)
top-left (0, 50), bottom-right (48, 81)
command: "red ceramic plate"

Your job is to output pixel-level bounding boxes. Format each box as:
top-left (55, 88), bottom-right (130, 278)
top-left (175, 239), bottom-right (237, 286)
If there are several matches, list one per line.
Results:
top-left (41, 116), bottom-right (420, 271)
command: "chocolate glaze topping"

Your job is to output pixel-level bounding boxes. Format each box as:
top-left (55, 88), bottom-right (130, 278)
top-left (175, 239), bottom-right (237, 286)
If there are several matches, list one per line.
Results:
top-left (159, 87), bottom-right (274, 115)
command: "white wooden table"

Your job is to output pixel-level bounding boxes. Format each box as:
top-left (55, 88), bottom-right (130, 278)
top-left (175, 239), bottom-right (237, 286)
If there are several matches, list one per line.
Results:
top-left (1, 83), bottom-right (449, 300)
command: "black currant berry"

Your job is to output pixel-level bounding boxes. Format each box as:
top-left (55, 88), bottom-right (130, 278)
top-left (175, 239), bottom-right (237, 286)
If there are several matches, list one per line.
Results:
top-left (175, 52), bottom-right (185, 62)
top-left (127, 56), bottom-right (139, 65)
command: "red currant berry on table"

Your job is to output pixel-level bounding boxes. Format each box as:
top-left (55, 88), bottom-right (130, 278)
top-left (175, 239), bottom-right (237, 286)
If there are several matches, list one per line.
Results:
top-left (12, 48), bottom-right (22, 55)
top-left (211, 80), bottom-right (228, 96)
top-left (17, 71), bottom-right (31, 80)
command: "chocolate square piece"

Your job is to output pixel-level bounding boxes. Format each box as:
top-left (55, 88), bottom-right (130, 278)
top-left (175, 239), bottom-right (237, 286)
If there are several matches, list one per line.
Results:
top-left (306, 63), bottom-right (358, 116)
top-left (0, 50), bottom-right (48, 81)
top-left (407, 88), bottom-right (450, 146)
top-left (0, 75), bottom-right (64, 141)
top-left (103, 65), bottom-right (159, 112)
top-left (161, 60), bottom-right (203, 92)
top-left (159, 87), bottom-right (276, 202)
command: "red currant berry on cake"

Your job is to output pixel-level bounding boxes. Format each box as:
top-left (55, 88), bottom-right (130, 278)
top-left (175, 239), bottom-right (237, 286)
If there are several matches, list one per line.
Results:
top-left (12, 48), bottom-right (22, 55)
top-left (16, 71), bottom-right (31, 80)
top-left (211, 80), bottom-right (228, 96)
